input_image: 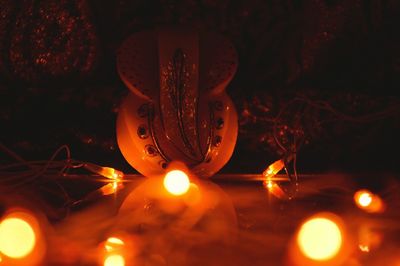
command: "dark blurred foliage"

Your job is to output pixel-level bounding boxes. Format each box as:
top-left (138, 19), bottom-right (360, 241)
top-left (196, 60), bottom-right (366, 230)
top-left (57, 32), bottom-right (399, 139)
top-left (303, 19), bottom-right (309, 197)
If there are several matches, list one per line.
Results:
top-left (1, 0), bottom-right (400, 180)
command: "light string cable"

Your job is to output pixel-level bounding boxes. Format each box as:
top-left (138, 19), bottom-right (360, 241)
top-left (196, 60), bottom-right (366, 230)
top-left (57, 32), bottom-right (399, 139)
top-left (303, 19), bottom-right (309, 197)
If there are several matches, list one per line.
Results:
top-left (0, 143), bottom-right (126, 208)
top-left (265, 93), bottom-right (400, 200)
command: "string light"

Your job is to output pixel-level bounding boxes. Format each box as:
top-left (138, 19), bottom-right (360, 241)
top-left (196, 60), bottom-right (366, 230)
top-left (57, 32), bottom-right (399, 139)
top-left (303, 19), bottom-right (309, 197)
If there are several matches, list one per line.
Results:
top-left (354, 189), bottom-right (385, 213)
top-left (262, 155), bottom-right (297, 200)
top-left (262, 159), bottom-right (285, 179)
top-left (83, 163), bottom-right (124, 180)
top-left (297, 216), bottom-right (343, 261)
top-left (163, 169), bottom-right (190, 196)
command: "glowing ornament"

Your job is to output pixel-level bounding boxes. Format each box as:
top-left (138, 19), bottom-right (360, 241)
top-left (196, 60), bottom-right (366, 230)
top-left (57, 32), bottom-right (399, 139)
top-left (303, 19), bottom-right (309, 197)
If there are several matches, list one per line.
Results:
top-left (116, 26), bottom-right (238, 178)
top-left (297, 216), bottom-right (342, 261)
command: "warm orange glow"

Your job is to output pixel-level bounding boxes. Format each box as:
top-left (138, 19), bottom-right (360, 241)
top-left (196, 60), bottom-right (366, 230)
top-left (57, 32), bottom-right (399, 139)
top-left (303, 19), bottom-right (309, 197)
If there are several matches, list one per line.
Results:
top-left (84, 163), bottom-right (124, 180)
top-left (105, 237), bottom-right (124, 252)
top-left (104, 254), bottom-right (125, 266)
top-left (100, 181), bottom-right (123, 196)
top-left (263, 180), bottom-right (287, 199)
top-left (354, 189), bottom-right (384, 213)
top-left (262, 159), bottom-right (285, 178)
top-left (163, 170), bottom-right (190, 196)
top-left (358, 244), bottom-right (370, 252)
top-left (356, 191), bottom-right (372, 207)
top-left (297, 217), bottom-right (342, 261)
top-left (0, 217), bottom-right (36, 259)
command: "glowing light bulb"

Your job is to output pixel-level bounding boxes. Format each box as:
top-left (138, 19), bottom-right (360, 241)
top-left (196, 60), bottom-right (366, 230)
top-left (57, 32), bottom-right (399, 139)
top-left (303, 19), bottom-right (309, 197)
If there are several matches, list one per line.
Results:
top-left (104, 254), bottom-right (125, 266)
top-left (297, 217), bottom-right (342, 261)
top-left (262, 159), bottom-right (285, 178)
top-left (84, 163), bottom-right (124, 180)
top-left (357, 192), bottom-right (372, 207)
top-left (105, 237), bottom-right (124, 252)
top-left (0, 217), bottom-right (36, 258)
top-left (163, 170), bottom-right (190, 196)
top-left (354, 189), bottom-right (384, 213)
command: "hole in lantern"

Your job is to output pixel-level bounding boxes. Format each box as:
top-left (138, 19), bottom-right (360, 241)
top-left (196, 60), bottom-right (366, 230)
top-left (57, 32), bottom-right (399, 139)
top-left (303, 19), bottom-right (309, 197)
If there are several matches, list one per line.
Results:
top-left (213, 136), bottom-right (222, 147)
top-left (0, 216), bottom-right (36, 259)
top-left (216, 117), bottom-right (224, 129)
top-left (163, 170), bottom-right (190, 196)
top-left (297, 216), bottom-right (342, 261)
top-left (145, 145), bottom-right (158, 157)
top-left (137, 104), bottom-right (149, 117)
top-left (213, 101), bottom-right (223, 111)
top-left (137, 125), bottom-right (149, 139)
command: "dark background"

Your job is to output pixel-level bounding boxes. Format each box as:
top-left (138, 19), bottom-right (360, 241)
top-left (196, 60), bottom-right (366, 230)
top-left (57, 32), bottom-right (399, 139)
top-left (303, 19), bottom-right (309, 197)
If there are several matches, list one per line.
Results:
top-left (1, 0), bottom-right (400, 184)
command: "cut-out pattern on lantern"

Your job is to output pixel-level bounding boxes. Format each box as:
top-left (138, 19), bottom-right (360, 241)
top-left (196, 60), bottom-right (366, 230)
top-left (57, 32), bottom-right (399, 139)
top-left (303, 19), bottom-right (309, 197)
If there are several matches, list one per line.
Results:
top-left (116, 26), bottom-right (238, 178)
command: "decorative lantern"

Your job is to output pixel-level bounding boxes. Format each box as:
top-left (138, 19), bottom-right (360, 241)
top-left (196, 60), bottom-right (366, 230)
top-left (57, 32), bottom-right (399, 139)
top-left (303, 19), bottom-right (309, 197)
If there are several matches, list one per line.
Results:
top-left (116, 26), bottom-right (238, 178)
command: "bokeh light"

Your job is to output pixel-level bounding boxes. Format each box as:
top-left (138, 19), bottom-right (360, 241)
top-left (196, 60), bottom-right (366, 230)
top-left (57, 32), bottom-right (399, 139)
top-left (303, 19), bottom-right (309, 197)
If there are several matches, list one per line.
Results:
top-left (104, 254), bottom-right (125, 266)
top-left (163, 170), bottom-right (190, 196)
top-left (297, 217), bottom-right (342, 261)
top-left (355, 190), bottom-right (372, 207)
top-left (105, 237), bottom-right (124, 252)
top-left (0, 217), bottom-right (36, 259)
top-left (354, 189), bottom-right (384, 213)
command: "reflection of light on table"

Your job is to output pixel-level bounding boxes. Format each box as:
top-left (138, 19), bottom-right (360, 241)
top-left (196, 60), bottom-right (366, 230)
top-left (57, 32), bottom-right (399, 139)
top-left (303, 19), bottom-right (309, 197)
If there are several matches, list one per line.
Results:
top-left (297, 216), bottom-right (342, 261)
top-left (105, 237), bottom-right (124, 252)
top-left (358, 244), bottom-right (370, 253)
top-left (104, 254), bottom-right (125, 266)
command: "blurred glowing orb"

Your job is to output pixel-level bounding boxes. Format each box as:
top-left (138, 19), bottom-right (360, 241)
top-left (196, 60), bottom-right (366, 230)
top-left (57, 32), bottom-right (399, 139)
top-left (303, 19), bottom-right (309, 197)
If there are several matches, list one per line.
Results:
top-left (104, 254), bottom-right (125, 266)
top-left (163, 170), bottom-right (190, 196)
top-left (354, 189), bottom-right (384, 213)
top-left (357, 192), bottom-right (372, 207)
top-left (297, 217), bottom-right (342, 261)
top-left (358, 244), bottom-right (369, 252)
top-left (105, 237), bottom-right (124, 252)
top-left (0, 217), bottom-right (36, 258)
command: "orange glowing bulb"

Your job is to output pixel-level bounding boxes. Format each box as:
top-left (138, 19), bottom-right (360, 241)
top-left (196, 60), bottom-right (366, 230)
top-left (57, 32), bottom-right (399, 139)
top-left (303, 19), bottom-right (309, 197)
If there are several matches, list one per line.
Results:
top-left (262, 159), bottom-right (285, 178)
top-left (163, 170), bottom-right (190, 196)
top-left (104, 254), bottom-right (125, 266)
top-left (297, 217), bottom-right (342, 261)
top-left (354, 189), bottom-right (384, 213)
top-left (357, 192), bottom-right (372, 207)
top-left (0, 217), bottom-right (36, 259)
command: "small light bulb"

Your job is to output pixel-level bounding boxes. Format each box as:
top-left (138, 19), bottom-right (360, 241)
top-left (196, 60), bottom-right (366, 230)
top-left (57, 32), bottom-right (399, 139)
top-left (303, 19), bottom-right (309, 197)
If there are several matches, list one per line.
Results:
top-left (163, 170), bottom-right (190, 196)
top-left (354, 189), bottom-right (384, 213)
top-left (262, 159), bottom-right (285, 178)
